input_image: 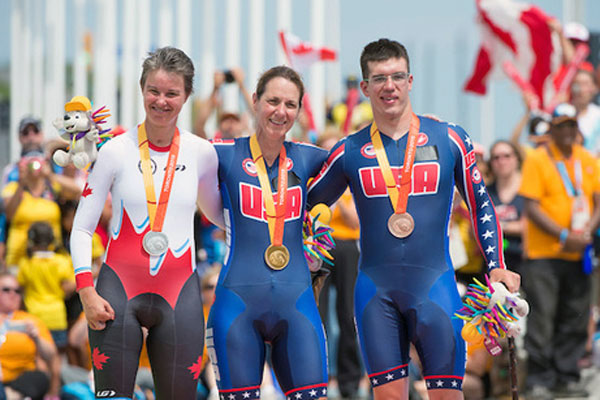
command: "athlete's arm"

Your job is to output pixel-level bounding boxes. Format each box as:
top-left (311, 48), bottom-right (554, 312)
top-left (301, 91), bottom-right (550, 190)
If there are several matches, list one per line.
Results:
top-left (197, 141), bottom-right (225, 230)
top-left (449, 124), bottom-right (520, 292)
top-left (307, 138), bottom-right (349, 208)
top-left (70, 141), bottom-right (117, 329)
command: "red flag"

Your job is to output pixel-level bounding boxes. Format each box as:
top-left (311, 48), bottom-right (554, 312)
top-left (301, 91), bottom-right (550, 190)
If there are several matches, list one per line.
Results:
top-left (464, 0), bottom-right (562, 110)
top-left (279, 31), bottom-right (337, 72)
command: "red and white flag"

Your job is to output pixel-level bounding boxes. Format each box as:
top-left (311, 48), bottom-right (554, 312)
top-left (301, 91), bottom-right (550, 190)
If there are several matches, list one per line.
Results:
top-left (464, 0), bottom-right (562, 110)
top-left (279, 31), bottom-right (337, 71)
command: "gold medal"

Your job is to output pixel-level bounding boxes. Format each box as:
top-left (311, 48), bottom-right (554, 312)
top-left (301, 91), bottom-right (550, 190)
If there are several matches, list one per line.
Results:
top-left (264, 244), bottom-right (290, 270)
top-left (388, 213), bottom-right (415, 238)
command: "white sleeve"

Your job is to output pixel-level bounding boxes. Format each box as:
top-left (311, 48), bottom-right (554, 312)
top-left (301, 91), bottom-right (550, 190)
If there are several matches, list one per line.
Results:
top-left (70, 141), bottom-right (119, 288)
top-left (197, 142), bottom-right (225, 230)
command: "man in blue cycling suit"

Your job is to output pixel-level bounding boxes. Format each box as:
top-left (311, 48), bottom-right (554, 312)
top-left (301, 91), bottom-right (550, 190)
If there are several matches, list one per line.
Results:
top-left (307, 38), bottom-right (520, 400)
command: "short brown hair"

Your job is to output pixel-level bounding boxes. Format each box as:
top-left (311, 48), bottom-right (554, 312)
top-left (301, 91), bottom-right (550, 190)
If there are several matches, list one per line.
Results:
top-left (256, 66), bottom-right (304, 108)
top-left (140, 47), bottom-right (195, 96)
top-left (360, 39), bottom-right (410, 80)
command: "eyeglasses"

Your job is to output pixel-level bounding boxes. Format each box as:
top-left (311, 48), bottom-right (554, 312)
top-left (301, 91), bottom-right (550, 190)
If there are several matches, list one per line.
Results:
top-left (365, 72), bottom-right (410, 86)
top-left (491, 153), bottom-right (515, 162)
top-left (202, 284), bottom-right (216, 291)
top-left (1, 287), bottom-right (22, 295)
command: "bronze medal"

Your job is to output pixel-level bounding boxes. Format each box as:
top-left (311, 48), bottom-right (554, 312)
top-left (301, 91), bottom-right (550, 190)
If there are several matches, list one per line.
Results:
top-left (264, 244), bottom-right (290, 270)
top-left (387, 213), bottom-right (415, 238)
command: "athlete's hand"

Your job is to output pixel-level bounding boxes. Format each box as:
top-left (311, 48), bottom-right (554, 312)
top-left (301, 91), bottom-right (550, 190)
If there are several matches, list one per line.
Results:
top-left (79, 287), bottom-right (115, 330)
top-left (489, 268), bottom-right (521, 293)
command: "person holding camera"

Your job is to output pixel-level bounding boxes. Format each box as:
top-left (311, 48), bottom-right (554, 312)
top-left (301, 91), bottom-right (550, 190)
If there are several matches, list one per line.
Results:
top-left (1, 150), bottom-right (79, 272)
top-left (194, 67), bottom-right (254, 139)
top-left (1, 117), bottom-right (46, 188)
top-left (0, 272), bottom-right (58, 400)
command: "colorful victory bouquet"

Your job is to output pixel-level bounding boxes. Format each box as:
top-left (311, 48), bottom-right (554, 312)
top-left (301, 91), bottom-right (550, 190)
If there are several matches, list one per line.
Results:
top-left (304, 203), bottom-right (335, 304)
top-left (455, 275), bottom-right (529, 355)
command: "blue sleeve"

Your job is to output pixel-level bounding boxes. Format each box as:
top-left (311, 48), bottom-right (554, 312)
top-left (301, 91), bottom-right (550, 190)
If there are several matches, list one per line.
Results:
top-left (301, 143), bottom-right (329, 178)
top-left (212, 140), bottom-right (236, 180)
top-left (306, 138), bottom-right (349, 208)
top-left (448, 124), bottom-right (507, 271)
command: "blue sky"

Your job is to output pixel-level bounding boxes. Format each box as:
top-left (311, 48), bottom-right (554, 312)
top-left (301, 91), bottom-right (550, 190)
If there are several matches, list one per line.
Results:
top-left (1, 0), bottom-right (599, 148)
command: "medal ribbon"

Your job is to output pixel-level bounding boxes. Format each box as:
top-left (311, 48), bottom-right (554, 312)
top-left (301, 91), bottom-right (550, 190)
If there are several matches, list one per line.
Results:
top-left (546, 146), bottom-right (589, 231)
top-left (138, 123), bottom-right (180, 232)
top-left (370, 113), bottom-right (420, 214)
top-left (249, 135), bottom-right (288, 247)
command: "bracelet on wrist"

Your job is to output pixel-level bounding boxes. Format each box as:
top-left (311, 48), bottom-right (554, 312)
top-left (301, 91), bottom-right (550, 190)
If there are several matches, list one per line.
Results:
top-left (559, 228), bottom-right (569, 245)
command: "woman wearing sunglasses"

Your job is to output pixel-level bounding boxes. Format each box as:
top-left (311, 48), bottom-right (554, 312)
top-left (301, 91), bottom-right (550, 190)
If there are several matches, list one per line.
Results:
top-left (0, 273), bottom-right (58, 400)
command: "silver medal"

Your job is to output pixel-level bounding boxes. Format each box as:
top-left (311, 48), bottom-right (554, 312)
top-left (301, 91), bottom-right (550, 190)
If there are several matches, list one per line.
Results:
top-left (142, 231), bottom-right (169, 256)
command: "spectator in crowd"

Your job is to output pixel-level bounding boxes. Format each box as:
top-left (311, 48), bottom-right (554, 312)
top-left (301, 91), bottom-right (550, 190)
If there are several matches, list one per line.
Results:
top-left (487, 140), bottom-right (525, 275)
top-left (562, 22), bottom-right (594, 71)
top-left (200, 266), bottom-right (220, 400)
top-left (571, 69), bottom-right (600, 155)
top-left (593, 64), bottom-right (600, 106)
top-left (520, 103), bottom-right (600, 399)
top-left (1, 151), bottom-right (79, 271)
top-left (0, 272), bottom-right (58, 400)
top-left (328, 75), bottom-right (373, 134)
top-left (316, 129), bottom-right (363, 400)
top-left (0, 199), bottom-right (6, 271)
top-left (194, 67), bottom-right (253, 139)
top-left (1, 116), bottom-right (46, 188)
top-left (17, 221), bottom-right (75, 351)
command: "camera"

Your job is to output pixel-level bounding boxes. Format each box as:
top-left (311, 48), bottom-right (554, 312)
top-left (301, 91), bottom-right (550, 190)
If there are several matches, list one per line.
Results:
top-left (224, 70), bottom-right (235, 84)
top-left (19, 155), bottom-right (45, 173)
top-left (528, 112), bottom-right (551, 136)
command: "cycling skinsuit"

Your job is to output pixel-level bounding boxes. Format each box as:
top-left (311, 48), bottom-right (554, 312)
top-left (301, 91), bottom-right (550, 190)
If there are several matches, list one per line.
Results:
top-left (71, 128), bottom-right (223, 399)
top-left (307, 116), bottom-right (506, 391)
top-left (207, 137), bottom-right (329, 400)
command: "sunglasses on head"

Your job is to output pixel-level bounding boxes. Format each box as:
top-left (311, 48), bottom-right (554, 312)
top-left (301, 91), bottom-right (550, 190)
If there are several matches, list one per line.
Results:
top-left (1, 287), bottom-right (22, 295)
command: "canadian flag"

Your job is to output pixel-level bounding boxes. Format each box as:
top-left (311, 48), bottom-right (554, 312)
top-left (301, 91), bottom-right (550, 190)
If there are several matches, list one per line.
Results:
top-left (279, 31), bottom-right (337, 71)
top-left (464, 0), bottom-right (562, 110)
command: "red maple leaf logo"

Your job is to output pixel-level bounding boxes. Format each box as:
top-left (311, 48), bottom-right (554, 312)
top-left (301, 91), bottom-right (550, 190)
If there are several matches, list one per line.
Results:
top-left (188, 355), bottom-right (203, 379)
top-left (82, 182), bottom-right (93, 198)
top-left (92, 347), bottom-right (110, 370)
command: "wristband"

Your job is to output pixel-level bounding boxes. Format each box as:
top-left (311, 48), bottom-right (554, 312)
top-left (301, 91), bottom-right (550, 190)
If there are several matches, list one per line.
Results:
top-left (75, 271), bottom-right (94, 291)
top-left (559, 229), bottom-right (569, 246)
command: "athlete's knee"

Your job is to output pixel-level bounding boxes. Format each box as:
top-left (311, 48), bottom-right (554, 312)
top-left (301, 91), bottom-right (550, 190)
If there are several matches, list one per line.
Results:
top-left (372, 379), bottom-right (409, 400)
top-left (427, 388), bottom-right (465, 400)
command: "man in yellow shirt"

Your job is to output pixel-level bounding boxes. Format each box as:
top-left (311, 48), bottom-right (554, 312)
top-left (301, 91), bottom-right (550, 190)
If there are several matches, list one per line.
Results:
top-left (519, 103), bottom-right (600, 399)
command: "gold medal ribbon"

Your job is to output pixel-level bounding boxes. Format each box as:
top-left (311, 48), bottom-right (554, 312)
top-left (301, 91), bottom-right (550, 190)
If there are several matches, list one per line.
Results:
top-left (138, 123), bottom-right (180, 232)
top-left (370, 113), bottom-right (420, 214)
top-left (249, 134), bottom-right (288, 246)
